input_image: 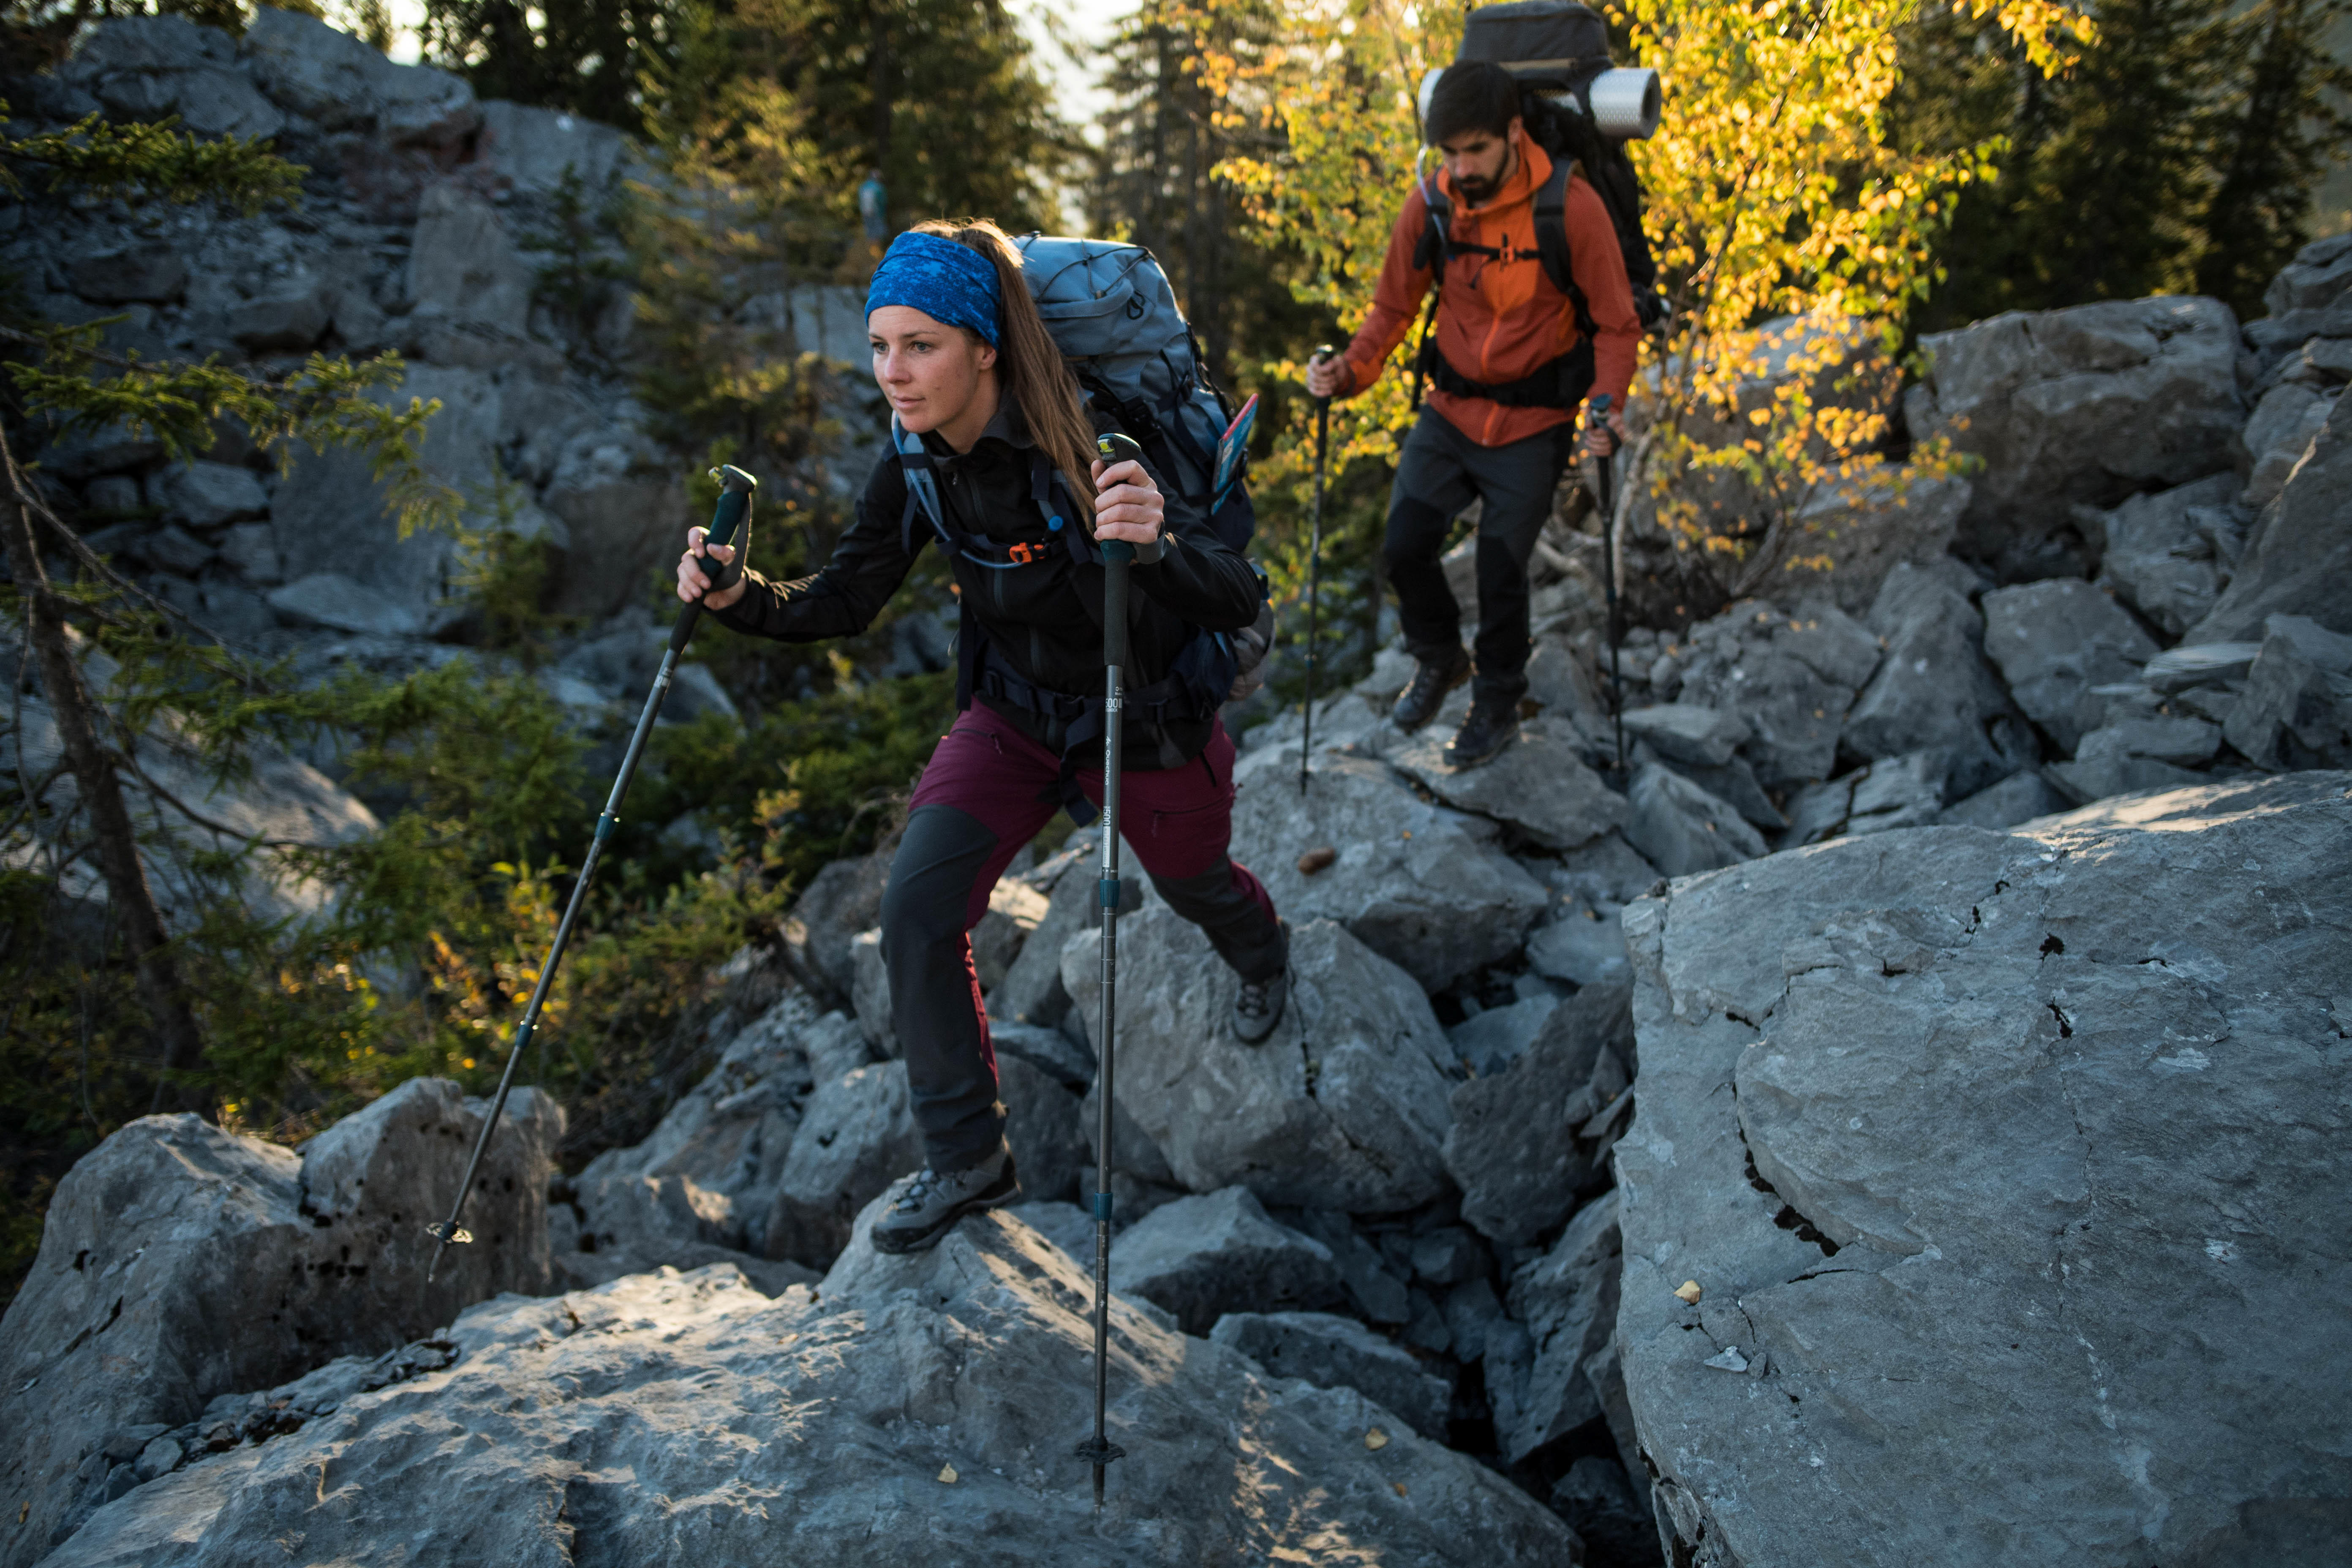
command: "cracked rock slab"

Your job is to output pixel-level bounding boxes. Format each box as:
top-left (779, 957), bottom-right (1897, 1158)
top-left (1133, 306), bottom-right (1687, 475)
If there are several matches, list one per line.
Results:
top-left (52, 1211), bottom-right (1579, 1566)
top-left (1614, 772), bottom-right (2352, 1567)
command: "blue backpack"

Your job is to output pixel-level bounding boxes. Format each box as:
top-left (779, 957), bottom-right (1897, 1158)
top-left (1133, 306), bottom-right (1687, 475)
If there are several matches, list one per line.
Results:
top-left (1009, 234), bottom-right (1258, 553)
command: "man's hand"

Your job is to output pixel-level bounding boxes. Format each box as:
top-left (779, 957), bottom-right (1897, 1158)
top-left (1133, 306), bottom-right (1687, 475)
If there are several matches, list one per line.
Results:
top-left (1089, 457), bottom-right (1164, 547)
top-left (1584, 402), bottom-right (1627, 458)
top-left (1305, 354), bottom-right (1349, 400)
top-left (677, 526), bottom-right (748, 611)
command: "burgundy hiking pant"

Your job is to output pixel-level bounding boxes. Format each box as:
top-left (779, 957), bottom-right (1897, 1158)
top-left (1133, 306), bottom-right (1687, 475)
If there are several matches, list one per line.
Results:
top-left (881, 705), bottom-right (1283, 1174)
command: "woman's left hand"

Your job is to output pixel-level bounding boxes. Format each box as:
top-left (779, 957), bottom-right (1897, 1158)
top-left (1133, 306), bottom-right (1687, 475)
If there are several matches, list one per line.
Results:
top-left (1089, 457), bottom-right (1163, 546)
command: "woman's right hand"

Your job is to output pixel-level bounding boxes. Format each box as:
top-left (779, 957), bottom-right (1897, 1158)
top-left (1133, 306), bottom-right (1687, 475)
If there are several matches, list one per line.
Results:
top-left (677, 527), bottom-right (747, 611)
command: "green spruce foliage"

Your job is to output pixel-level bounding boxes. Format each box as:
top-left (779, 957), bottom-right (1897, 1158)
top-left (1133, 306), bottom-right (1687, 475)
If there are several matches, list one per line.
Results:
top-left (1896, 0), bottom-right (2352, 329)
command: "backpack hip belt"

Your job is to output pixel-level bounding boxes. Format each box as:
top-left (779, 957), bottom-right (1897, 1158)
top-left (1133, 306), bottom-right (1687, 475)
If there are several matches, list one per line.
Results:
top-left (1417, 335), bottom-right (1595, 411)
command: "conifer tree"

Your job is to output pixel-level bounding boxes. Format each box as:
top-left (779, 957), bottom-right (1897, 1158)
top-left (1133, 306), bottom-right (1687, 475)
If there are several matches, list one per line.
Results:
top-left (2191, 0), bottom-right (2352, 317)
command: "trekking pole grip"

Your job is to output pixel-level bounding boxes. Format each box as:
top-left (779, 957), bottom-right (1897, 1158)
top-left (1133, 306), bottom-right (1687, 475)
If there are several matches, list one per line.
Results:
top-left (672, 463), bottom-right (758, 655)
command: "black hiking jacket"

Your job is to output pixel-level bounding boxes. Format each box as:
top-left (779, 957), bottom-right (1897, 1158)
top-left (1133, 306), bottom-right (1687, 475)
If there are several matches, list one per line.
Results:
top-left (710, 397), bottom-right (1265, 772)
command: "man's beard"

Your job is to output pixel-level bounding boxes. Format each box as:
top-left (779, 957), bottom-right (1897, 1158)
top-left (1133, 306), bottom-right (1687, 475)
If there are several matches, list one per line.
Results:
top-left (1456, 152), bottom-right (1509, 204)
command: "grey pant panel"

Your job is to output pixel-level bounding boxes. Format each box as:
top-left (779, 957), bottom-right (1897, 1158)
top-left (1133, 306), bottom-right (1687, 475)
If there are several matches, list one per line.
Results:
top-left (1383, 406), bottom-right (1574, 697)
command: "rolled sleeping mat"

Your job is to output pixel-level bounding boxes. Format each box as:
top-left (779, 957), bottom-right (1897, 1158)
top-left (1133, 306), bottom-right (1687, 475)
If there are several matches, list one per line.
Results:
top-left (1585, 67), bottom-right (1661, 139)
top-left (1417, 63), bottom-right (1662, 142)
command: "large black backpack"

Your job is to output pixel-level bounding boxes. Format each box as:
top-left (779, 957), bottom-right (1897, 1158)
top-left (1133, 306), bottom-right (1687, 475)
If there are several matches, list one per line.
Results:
top-left (1408, 0), bottom-right (1666, 407)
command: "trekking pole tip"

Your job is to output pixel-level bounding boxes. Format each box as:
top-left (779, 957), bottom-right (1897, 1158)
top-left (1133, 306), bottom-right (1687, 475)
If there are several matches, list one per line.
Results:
top-left (422, 1220), bottom-right (471, 1282)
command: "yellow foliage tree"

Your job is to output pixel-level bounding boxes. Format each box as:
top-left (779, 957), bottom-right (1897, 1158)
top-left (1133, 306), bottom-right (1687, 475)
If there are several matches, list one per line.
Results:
top-left (1187, 0), bottom-right (2089, 613)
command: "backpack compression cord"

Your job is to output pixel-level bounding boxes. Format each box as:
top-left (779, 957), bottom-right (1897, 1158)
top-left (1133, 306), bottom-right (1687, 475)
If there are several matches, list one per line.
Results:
top-left (424, 466), bottom-right (757, 1282)
top-left (1076, 432), bottom-right (1143, 1508)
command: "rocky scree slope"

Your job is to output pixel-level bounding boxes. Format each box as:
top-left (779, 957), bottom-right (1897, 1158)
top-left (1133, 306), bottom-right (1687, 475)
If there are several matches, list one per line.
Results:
top-left (7, 20), bottom-right (2352, 1558)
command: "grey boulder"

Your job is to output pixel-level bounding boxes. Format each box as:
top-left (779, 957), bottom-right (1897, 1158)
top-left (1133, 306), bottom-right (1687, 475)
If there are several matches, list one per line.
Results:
top-left (2048, 716), bottom-right (2219, 803)
top-left (1377, 713), bottom-right (1630, 850)
top-left (53, 1214), bottom-right (1579, 1566)
top-left (1614, 772), bottom-right (2352, 1567)
top-left (999, 1054), bottom-right (1089, 1206)
top-left (147, 461), bottom-right (267, 530)
top-left (1489, 1198), bottom-right (1622, 1463)
top-left (475, 99), bottom-right (629, 194)
top-left (240, 5), bottom-right (478, 144)
top-left (1624, 762), bottom-right (1768, 877)
top-left (1445, 992), bottom-right (1560, 1077)
top-left (66, 246), bottom-right (188, 305)
top-left (1842, 559), bottom-right (2020, 763)
top-left (1905, 295), bottom-right (2244, 572)
top-left (569, 992), bottom-right (822, 1265)
top-left (1527, 900), bottom-right (1631, 988)
top-left (1670, 601), bottom-right (1881, 788)
top-left (2221, 613), bottom-right (2352, 770)
top-left (0, 1081), bottom-right (557, 1568)
top-left (265, 571), bottom-right (425, 638)
top-left (406, 182), bottom-right (537, 332)
top-left (1064, 910), bottom-right (1457, 1213)
top-left (227, 285), bottom-right (331, 353)
top-left (2239, 381), bottom-right (2336, 510)
top-left (2091, 472), bottom-right (2245, 637)
top-left (1210, 1311), bottom-right (1452, 1439)
top-left (1229, 746), bottom-right (1548, 989)
top-left (763, 1059), bottom-right (920, 1267)
top-left (1109, 1187), bottom-right (1345, 1334)
top-left (2186, 389), bottom-right (2352, 642)
top-left (1981, 577), bottom-right (2160, 753)
top-left (1936, 768), bottom-right (2072, 830)
top-left (849, 926), bottom-right (893, 1051)
top-left (1620, 702), bottom-right (1750, 767)
top-left (1443, 979), bottom-right (1635, 1246)
top-left (784, 849), bottom-right (887, 999)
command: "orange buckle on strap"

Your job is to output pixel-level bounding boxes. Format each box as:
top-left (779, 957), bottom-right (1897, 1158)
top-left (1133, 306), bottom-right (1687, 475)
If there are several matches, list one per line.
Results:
top-left (1010, 542), bottom-right (1035, 564)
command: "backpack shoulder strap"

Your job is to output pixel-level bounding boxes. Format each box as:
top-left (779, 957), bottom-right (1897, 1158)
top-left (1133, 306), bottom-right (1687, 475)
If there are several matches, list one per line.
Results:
top-left (1533, 155), bottom-right (1597, 341)
top-left (891, 417), bottom-right (952, 556)
top-left (1410, 154), bottom-right (1454, 278)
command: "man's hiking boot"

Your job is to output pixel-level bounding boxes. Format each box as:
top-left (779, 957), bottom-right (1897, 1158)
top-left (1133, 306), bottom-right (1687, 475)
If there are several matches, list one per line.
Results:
top-left (870, 1144), bottom-right (1021, 1255)
top-left (1390, 645), bottom-right (1472, 732)
top-left (1445, 693), bottom-right (1521, 770)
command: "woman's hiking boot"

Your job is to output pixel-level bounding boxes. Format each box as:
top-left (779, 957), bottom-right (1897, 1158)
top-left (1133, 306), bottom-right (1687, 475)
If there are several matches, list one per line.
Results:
top-left (870, 1144), bottom-right (1021, 1254)
top-left (1391, 645), bottom-right (1472, 732)
top-left (1233, 921), bottom-right (1291, 1044)
top-left (1445, 691), bottom-right (1521, 770)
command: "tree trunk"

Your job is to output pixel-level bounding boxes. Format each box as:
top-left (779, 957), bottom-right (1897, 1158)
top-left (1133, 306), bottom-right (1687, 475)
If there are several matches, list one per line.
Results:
top-left (1, 439), bottom-right (206, 1111)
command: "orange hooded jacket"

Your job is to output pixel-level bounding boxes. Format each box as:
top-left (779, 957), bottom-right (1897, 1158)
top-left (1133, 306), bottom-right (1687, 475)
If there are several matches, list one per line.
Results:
top-left (1335, 139), bottom-right (1640, 449)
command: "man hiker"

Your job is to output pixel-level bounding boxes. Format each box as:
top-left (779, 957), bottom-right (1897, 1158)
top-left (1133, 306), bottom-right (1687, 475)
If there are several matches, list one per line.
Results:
top-left (856, 167), bottom-right (889, 259)
top-left (1306, 60), bottom-right (1640, 768)
top-left (675, 222), bottom-right (1289, 1255)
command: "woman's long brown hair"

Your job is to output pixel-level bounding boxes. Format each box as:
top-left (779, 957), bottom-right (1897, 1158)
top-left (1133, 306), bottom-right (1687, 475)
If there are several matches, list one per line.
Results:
top-left (912, 218), bottom-right (1097, 531)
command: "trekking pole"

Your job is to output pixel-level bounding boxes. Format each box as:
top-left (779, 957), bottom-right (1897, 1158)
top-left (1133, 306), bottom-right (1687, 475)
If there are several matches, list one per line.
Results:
top-left (1076, 432), bottom-right (1143, 1508)
top-left (1590, 395), bottom-right (1626, 773)
top-left (425, 465), bottom-right (758, 1282)
top-left (1298, 346), bottom-right (1334, 795)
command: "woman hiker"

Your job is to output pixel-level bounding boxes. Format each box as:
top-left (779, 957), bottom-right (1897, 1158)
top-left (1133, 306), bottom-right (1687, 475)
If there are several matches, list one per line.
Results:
top-left (675, 220), bottom-right (1289, 1255)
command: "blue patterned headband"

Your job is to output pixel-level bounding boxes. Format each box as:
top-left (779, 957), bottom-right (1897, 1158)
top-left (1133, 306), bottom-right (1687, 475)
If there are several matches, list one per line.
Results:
top-left (866, 231), bottom-right (1002, 348)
